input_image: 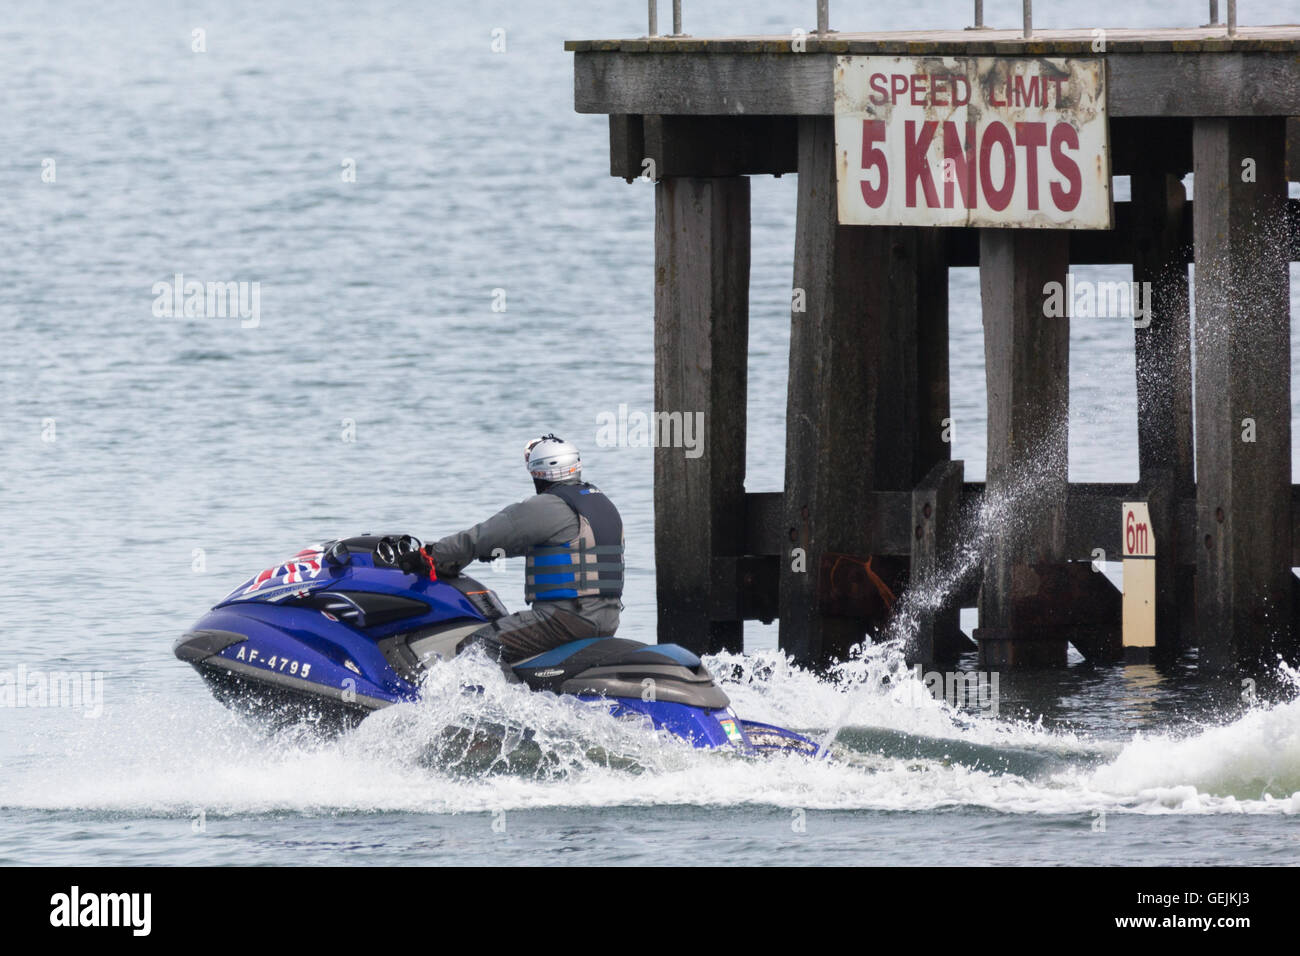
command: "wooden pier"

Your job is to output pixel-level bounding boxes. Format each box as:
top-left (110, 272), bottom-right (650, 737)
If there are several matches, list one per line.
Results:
top-left (567, 25), bottom-right (1300, 674)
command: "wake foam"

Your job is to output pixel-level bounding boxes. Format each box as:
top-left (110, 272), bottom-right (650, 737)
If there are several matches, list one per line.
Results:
top-left (1078, 668), bottom-right (1300, 809)
top-left (1, 647), bottom-right (1297, 816)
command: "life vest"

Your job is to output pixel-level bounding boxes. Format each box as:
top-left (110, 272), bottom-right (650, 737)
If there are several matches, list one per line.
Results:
top-left (524, 482), bottom-right (624, 602)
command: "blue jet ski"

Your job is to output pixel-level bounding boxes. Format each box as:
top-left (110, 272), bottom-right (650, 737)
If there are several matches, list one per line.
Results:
top-left (174, 534), bottom-right (819, 756)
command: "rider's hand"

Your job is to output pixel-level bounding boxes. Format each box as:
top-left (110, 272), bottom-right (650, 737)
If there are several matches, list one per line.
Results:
top-left (428, 550), bottom-right (460, 577)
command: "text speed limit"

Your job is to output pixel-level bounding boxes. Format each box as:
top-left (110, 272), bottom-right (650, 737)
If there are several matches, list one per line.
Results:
top-left (834, 55), bottom-right (1111, 229)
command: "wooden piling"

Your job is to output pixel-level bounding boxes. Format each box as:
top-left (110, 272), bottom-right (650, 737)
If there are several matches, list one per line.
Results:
top-left (906, 229), bottom-right (963, 668)
top-left (976, 230), bottom-right (1071, 668)
top-left (909, 459), bottom-right (967, 666)
top-left (653, 176), bottom-right (751, 655)
top-left (779, 116), bottom-right (921, 665)
top-left (1192, 117), bottom-right (1294, 674)
top-left (780, 116), bottom-right (879, 665)
top-left (1131, 161), bottom-right (1195, 659)
top-left (916, 229), bottom-right (953, 482)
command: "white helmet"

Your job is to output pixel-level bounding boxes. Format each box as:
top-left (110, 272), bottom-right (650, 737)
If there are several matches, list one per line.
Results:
top-left (525, 434), bottom-right (581, 483)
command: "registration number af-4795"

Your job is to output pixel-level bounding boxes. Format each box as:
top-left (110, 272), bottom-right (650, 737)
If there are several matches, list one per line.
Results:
top-left (233, 645), bottom-right (312, 678)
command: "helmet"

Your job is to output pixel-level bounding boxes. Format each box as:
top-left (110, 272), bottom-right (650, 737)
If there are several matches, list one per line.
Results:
top-left (525, 434), bottom-right (581, 483)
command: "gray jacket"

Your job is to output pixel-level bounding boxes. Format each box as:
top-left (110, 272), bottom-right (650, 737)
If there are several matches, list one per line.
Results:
top-left (429, 483), bottom-right (622, 627)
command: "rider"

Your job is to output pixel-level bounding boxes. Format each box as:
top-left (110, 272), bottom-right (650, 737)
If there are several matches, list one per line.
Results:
top-left (427, 435), bottom-right (624, 663)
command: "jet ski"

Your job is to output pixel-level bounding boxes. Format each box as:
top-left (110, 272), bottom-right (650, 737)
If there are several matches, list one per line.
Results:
top-left (174, 534), bottom-right (819, 756)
